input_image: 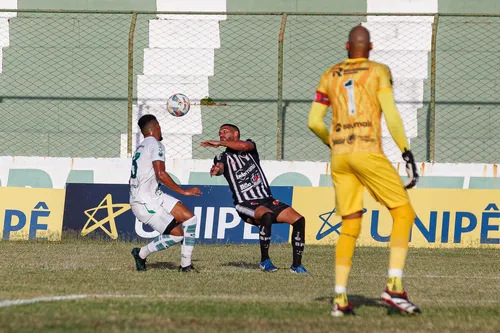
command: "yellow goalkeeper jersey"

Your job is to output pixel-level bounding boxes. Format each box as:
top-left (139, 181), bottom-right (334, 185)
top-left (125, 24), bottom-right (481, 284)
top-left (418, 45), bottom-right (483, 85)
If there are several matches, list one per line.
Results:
top-left (315, 58), bottom-right (394, 155)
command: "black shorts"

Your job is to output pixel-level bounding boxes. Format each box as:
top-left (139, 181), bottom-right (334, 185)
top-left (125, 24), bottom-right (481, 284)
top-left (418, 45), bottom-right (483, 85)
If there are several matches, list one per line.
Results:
top-left (235, 197), bottom-right (290, 225)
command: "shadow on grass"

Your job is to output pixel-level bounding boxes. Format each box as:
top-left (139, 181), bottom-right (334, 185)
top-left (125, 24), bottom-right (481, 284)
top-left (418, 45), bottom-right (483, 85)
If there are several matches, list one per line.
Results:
top-left (148, 262), bottom-right (178, 270)
top-left (313, 294), bottom-right (413, 315)
top-left (148, 259), bottom-right (201, 271)
top-left (313, 294), bottom-right (386, 309)
top-left (222, 261), bottom-right (260, 270)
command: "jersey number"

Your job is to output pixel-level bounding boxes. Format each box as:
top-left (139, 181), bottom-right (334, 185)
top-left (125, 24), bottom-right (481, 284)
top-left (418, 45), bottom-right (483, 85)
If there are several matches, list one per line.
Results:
top-left (343, 79), bottom-right (356, 116)
top-left (130, 152), bottom-right (141, 179)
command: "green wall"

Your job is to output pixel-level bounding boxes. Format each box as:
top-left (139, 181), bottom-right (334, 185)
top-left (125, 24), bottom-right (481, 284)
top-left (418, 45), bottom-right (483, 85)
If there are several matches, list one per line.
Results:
top-left (439, 0), bottom-right (500, 13)
top-left (1, 2), bottom-right (155, 157)
top-left (18, 0), bottom-right (156, 11)
top-left (4, 0), bottom-right (500, 164)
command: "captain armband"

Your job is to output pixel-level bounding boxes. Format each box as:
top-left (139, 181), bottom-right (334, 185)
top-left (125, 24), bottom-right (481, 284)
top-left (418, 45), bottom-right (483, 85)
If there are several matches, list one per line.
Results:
top-left (314, 91), bottom-right (330, 105)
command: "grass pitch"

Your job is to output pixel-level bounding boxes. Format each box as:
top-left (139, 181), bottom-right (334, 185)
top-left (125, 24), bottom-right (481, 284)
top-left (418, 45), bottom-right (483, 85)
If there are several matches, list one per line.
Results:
top-left (0, 237), bottom-right (499, 333)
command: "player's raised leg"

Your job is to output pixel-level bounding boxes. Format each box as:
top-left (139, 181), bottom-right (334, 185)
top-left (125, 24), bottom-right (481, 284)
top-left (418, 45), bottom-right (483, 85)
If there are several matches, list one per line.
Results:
top-left (131, 202), bottom-right (185, 271)
top-left (131, 199), bottom-right (198, 273)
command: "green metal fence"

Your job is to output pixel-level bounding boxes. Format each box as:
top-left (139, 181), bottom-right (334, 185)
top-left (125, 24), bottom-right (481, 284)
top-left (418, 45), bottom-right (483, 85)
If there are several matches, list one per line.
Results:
top-left (1, 9), bottom-right (499, 163)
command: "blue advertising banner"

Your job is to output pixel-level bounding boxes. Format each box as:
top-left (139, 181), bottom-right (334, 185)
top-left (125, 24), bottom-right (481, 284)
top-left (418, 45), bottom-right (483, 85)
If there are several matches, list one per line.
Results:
top-left (63, 184), bottom-right (292, 244)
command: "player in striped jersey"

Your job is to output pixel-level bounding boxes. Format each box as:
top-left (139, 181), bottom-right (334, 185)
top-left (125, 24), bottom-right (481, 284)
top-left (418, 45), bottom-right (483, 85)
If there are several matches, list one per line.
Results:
top-left (201, 124), bottom-right (308, 274)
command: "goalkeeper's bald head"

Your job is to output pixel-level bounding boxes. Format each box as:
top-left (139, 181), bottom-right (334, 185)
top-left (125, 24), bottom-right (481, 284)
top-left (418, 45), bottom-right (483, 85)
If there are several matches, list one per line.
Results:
top-left (346, 25), bottom-right (372, 59)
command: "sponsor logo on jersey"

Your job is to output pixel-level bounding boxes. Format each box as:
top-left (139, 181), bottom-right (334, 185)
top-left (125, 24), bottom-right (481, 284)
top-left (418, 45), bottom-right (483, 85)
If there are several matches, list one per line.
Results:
top-left (235, 164), bottom-right (256, 180)
top-left (333, 139), bottom-right (345, 145)
top-left (336, 122), bottom-right (373, 132)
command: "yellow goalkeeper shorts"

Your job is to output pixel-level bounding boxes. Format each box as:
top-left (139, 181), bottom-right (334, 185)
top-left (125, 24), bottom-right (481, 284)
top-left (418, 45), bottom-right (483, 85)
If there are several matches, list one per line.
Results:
top-left (331, 152), bottom-right (410, 216)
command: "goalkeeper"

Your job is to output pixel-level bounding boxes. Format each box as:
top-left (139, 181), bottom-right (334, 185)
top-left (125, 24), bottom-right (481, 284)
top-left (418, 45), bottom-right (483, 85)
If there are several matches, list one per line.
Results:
top-left (308, 25), bottom-right (421, 317)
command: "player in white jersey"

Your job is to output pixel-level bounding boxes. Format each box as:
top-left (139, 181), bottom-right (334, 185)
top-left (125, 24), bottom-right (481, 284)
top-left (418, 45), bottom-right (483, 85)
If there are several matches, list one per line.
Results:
top-left (130, 114), bottom-right (202, 272)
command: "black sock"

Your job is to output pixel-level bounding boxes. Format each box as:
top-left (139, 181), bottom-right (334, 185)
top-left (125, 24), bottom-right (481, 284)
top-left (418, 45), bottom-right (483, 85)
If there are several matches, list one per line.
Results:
top-left (259, 213), bottom-right (273, 261)
top-left (292, 217), bottom-right (305, 267)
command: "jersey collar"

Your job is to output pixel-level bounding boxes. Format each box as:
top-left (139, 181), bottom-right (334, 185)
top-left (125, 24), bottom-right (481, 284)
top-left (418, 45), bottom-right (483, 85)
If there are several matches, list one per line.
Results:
top-left (345, 57), bottom-right (368, 63)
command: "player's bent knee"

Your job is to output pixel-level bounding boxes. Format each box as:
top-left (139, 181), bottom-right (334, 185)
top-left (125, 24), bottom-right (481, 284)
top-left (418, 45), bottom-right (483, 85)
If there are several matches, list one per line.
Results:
top-left (260, 212), bottom-right (273, 222)
top-left (275, 208), bottom-right (301, 225)
top-left (342, 211), bottom-right (363, 219)
top-left (255, 207), bottom-right (273, 221)
top-left (170, 234), bottom-right (184, 244)
top-left (292, 216), bottom-right (305, 227)
top-left (259, 212), bottom-right (273, 230)
top-left (168, 224), bottom-right (184, 237)
top-left (340, 218), bottom-right (361, 238)
top-left (389, 202), bottom-right (415, 216)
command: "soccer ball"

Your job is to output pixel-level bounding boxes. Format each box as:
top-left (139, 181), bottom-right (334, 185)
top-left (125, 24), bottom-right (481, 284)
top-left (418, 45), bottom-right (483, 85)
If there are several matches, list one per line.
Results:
top-left (167, 93), bottom-right (191, 117)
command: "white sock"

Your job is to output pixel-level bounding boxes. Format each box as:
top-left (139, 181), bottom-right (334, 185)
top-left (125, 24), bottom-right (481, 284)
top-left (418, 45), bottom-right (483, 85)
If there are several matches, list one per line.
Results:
top-left (143, 234), bottom-right (183, 258)
top-left (388, 268), bottom-right (404, 278)
top-left (180, 216), bottom-right (197, 267)
top-left (335, 286), bottom-right (347, 294)
top-left (139, 246), bottom-right (151, 259)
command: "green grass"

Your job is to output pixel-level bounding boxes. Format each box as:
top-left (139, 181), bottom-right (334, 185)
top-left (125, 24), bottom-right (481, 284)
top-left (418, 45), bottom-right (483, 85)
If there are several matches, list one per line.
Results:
top-left (0, 238), bottom-right (499, 332)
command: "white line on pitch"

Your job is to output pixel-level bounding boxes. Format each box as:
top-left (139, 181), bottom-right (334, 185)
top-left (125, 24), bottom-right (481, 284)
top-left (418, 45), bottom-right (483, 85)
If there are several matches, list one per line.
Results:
top-left (348, 274), bottom-right (500, 280)
top-left (0, 295), bottom-right (87, 308)
top-left (1, 293), bottom-right (499, 309)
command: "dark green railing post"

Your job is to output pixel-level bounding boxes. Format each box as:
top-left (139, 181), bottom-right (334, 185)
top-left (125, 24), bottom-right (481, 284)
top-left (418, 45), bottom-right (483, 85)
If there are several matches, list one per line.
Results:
top-left (276, 13), bottom-right (288, 160)
top-left (428, 13), bottom-right (439, 162)
top-left (127, 12), bottom-right (138, 157)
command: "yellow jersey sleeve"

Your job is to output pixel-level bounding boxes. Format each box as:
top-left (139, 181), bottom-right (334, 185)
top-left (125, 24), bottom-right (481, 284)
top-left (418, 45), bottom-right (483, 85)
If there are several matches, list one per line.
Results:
top-left (316, 72), bottom-right (329, 94)
top-left (308, 102), bottom-right (330, 145)
top-left (377, 64), bottom-right (393, 92)
top-left (376, 64), bottom-right (410, 152)
top-left (308, 72), bottom-right (330, 146)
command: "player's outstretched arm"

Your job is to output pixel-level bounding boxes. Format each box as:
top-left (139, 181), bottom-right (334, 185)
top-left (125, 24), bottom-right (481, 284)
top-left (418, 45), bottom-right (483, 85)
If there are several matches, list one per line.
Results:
top-left (308, 101), bottom-right (330, 147)
top-left (378, 89), bottom-right (419, 188)
top-left (201, 140), bottom-right (255, 151)
top-left (152, 160), bottom-right (202, 196)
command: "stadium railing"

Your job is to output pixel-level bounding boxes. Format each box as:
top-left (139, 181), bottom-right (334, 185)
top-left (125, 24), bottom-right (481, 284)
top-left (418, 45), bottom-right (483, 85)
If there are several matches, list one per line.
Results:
top-left (0, 9), bottom-right (498, 163)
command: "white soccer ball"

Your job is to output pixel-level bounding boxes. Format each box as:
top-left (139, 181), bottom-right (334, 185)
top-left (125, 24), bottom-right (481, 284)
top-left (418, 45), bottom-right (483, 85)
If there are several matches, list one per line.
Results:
top-left (166, 93), bottom-right (191, 117)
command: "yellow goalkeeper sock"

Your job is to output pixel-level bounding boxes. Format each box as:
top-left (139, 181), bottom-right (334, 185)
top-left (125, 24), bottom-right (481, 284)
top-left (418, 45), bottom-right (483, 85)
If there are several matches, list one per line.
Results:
top-left (335, 217), bottom-right (361, 295)
top-left (387, 276), bottom-right (404, 293)
top-left (333, 292), bottom-right (348, 307)
top-left (387, 203), bottom-right (415, 293)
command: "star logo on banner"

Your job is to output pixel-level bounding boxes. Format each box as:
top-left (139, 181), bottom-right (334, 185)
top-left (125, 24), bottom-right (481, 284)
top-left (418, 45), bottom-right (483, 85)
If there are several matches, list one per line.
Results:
top-left (81, 194), bottom-right (130, 240)
top-left (316, 208), bottom-right (367, 241)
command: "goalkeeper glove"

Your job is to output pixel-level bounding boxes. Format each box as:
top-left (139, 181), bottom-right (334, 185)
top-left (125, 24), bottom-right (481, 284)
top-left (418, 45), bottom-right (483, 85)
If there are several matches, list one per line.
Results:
top-left (402, 149), bottom-right (419, 189)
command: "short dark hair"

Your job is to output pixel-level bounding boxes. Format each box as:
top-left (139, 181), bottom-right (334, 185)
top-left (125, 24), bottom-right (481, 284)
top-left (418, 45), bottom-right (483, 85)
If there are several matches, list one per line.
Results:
top-left (220, 123), bottom-right (240, 134)
top-left (138, 114), bottom-right (157, 131)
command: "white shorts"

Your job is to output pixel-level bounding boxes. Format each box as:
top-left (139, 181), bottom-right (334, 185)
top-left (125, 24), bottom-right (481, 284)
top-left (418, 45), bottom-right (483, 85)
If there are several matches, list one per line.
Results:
top-left (131, 193), bottom-right (180, 233)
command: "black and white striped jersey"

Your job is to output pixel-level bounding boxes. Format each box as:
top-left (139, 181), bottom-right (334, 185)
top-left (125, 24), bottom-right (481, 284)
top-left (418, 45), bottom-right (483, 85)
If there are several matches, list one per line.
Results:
top-left (214, 139), bottom-right (272, 205)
